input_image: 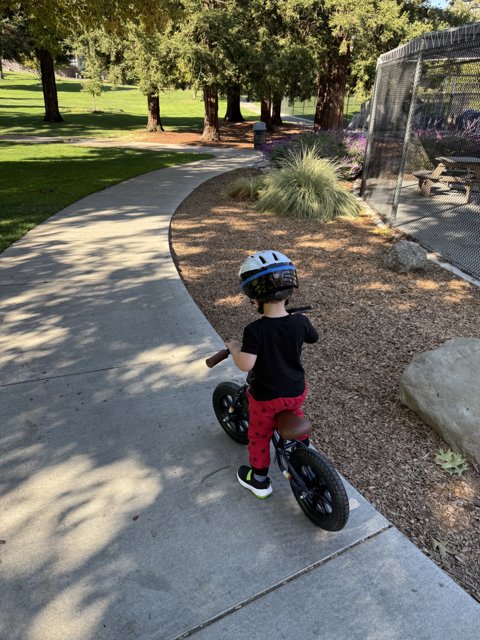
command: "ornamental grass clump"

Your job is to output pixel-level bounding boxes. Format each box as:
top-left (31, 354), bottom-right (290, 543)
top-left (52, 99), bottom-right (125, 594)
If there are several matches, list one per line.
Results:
top-left (225, 173), bottom-right (265, 200)
top-left (255, 147), bottom-right (360, 221)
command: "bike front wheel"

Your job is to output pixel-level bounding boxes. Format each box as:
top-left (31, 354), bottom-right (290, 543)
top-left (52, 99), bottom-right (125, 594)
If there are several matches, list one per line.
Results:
top-left (212, 382), bottom-right (249, 445)
top-left (289, 447), bottom-right (349, 531)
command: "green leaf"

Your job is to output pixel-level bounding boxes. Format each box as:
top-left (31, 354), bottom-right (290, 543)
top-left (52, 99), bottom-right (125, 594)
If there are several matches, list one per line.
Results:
top-left (432, 538), bottom-right (451, 559)
top-left (435, 449), bottom-right (469, 476)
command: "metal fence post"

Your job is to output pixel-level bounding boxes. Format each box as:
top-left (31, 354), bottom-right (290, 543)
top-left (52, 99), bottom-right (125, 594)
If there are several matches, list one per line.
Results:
top-left (360, 61), bottom-right (381, 198)
top-left (391, 49), bottom-right (424, 223)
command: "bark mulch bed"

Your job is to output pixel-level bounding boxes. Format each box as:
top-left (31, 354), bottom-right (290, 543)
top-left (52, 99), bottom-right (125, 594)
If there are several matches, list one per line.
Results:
top-left (170, 168), bottom-right (480, 602)
top-left (133, 121), bottom-right (305, 148)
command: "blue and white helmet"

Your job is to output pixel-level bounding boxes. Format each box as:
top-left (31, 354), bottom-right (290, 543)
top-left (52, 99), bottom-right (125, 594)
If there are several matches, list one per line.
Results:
top-left (239, 250), bottom-right (298, 302)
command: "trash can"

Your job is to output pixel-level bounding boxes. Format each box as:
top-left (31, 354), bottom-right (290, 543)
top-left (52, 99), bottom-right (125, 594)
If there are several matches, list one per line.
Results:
top-left (253, 121), bottom-right (267, 149)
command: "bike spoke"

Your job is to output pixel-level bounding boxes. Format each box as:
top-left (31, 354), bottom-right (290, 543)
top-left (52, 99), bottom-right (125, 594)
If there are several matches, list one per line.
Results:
top-left (300, 465), bottom-right (334, 515)
top-left (220, 395), bottom-right (247, 435)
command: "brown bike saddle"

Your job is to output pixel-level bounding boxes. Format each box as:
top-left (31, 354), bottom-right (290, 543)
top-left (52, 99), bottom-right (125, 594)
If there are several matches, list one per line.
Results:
top-left (274, 410), bottom-right (312, 440)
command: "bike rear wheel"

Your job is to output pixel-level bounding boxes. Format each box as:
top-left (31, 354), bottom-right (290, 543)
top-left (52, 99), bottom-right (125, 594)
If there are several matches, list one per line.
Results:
top-left (289, 447), bottom-right (349, 531)
top-left (212, 382), bottom-right (249, 445)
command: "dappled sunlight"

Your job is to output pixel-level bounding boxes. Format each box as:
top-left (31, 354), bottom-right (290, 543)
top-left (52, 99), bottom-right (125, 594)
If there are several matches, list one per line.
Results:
top-left (171, 244), bottom-right (207, 257)
top-left (452, 478), bottom-right (476, 500)
top-left (208, 213), bottom-right (256, 232)
top-left (28, 577), bottom-right (111, 640)
top-left (390, 300), bottom-right (414, 312)
top-left (126, 344), bottom-right (213, 388)
top-left (413, 276), bottom-right (475, 304)
top-left (162, 465), bottom-right (186, 481)
top-left (414, 279), bottom-right (441, 291)
top-left (0, 265), bottom-right (214, 383)
top-left (429, 500), bottom-right (472, 531)
top-left (345, 245), bottom-right (374, 256)
top-left (425, 479), bottom-right (475, 532)
top-left (1, 454), bottom-right (160, 576)
top-left (194, 486), bottom-right (228, 506)
top-left (295, 236), bottom-right (344, 251)
top-left (215, 294), bottom-right (244, 308)
top-left (358, 281), bottom-right (395, 292)
top-left (175, 263), bottom-right (217, 282)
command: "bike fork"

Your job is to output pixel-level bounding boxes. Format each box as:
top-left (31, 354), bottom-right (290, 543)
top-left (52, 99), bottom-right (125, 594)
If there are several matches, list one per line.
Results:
top-left (273, 437), bottom-right (310, 494)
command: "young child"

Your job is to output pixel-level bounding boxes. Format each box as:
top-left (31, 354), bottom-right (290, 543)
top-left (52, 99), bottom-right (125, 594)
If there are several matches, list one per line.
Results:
top-left (226, 250), bottom-right (319, 498)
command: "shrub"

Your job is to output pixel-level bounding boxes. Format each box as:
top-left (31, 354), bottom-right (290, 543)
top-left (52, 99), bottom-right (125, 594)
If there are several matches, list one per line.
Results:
top-left (225, 173), bottom-right (265, 200)
top-left (261, 130), bottom-right (366, 180)
top-left (255, 147), bottom-right (361, 221)
top-left (340, 133), bottom-right (367, 180)
top-left (413, 124), bottom-right (480, 166)
top-left (262, 131), bottom-right (342, 167)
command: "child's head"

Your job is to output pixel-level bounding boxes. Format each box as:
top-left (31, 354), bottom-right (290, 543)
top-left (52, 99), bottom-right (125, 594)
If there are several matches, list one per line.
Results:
top-left (239, 250), bottom-right (298, 309)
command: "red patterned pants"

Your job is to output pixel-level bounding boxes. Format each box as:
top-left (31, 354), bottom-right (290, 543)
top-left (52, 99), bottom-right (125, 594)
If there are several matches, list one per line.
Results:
top-left (247, 386), bottom-right (308, 471)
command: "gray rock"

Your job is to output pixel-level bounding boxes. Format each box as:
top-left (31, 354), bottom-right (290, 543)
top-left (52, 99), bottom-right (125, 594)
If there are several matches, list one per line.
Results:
top-left (384, 240), bottom-right (428, 273)
top-left (400, 338), bottom-right (480, 464)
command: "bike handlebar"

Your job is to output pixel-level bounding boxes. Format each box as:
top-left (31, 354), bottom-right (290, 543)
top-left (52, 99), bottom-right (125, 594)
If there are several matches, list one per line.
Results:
top-left (205, 306), bottom-right (312, 368)
top-left (205, 349), bottom-right (230, 368)
top-left (285, 306), bottom-right (312, 314)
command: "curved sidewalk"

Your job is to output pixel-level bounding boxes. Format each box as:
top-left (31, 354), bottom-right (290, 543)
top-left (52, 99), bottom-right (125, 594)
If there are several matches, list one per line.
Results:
top-left (0, 149), bottom-right (479, 640)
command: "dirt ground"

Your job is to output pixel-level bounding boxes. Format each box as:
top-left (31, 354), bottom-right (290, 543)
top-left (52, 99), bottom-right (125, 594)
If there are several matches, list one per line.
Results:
top-left (170, 168), bottom-right (480, 602)
top-left (133, 120), bottom-right (306, 148)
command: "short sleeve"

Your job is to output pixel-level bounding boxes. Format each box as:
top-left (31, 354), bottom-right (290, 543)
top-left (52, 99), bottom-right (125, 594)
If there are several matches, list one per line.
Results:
top-left (241, 323), bottom-right (260, 355)
top-left (303, 317), bottom-right (319, 344)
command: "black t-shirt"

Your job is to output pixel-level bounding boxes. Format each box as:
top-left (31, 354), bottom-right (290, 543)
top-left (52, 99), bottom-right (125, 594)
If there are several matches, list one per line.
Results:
top-left (241, 314), bottom-right (319, 401)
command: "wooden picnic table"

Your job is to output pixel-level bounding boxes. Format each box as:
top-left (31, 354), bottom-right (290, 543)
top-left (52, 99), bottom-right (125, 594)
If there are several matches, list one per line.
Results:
top-left (413, 156), bottom-right (480, 203)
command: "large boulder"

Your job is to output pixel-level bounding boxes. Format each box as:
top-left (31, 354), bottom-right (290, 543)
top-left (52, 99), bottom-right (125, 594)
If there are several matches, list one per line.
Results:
top-left (400, 338), bottom-right (480, 464)
top-left (384, 240), bottom-right (428, 273)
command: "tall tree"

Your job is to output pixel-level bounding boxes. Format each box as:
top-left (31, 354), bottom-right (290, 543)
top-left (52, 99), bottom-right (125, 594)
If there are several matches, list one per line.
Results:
top-left (224, 84), bottom-right (244, 122)
top-left (1, 0), bottom-right (177, 123)
top-left (302, 0), bottom-right (451, 129)
top-left (72, 29), bottom-right (120, 112)
top-left (448, 0), bottom-right (480, 21)
top-left (0, 0), bottom-right (78, 122)
top-left (245, 0), bottom-right (316, 130)
top-left (0, 11), bottom-right (31, 79)
top-left (177, 1), bottom-right (238, 141)
top-left (124, 25), bottom-right (182, 132)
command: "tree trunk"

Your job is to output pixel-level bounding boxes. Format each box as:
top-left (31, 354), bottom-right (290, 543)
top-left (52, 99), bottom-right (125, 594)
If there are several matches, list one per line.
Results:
top-left (261, 96), bottom-right (273, 132)
top-left (37, 48), bottom-right (63, 123)
top-left (314, 47), bottom-right (350, 130)
top-left (271, 94), bottom-right (283, 127)
top-left (146, 94), bottom-right (164, 132)
top-left (0, 57), bottom-right (3, 80)
top-left (202, 85), bottom-right (220, 141)
top-left (224, 85), bottom-right (244, 122)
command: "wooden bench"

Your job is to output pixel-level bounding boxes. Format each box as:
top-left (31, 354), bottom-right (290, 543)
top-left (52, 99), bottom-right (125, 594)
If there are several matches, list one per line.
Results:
top-left (413, 168), bottom-right (474, 202)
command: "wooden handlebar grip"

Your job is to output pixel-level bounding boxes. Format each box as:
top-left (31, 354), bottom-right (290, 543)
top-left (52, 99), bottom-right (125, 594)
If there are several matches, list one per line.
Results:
top-left (205, 349), bottom-right (230, 368)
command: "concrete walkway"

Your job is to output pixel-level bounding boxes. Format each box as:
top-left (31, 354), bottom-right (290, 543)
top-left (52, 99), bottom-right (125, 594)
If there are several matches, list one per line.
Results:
top-left (0, 148), bottom-right (479, 640)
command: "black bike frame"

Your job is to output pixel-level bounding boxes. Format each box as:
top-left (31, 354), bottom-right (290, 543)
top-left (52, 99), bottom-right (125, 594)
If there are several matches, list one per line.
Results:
top-left (233, 379), bottom-right (312, 496)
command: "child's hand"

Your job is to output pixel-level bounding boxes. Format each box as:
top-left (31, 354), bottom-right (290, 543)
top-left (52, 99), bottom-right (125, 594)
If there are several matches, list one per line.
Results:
top-left (226, 339), bottom-right (241, 354)
top-left (225, 339), bottom-right (256, 372)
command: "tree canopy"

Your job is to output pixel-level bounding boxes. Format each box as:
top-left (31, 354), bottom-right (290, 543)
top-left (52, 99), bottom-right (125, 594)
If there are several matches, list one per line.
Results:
top-left (1, 0), bottom-right (468, 134)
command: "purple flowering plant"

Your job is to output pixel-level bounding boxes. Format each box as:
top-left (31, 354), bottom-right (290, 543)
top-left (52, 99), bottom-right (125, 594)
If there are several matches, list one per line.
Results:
top-left (413, 118), bottom-right (480, 162)
top-left (260, 129), bottom-right (367, 180)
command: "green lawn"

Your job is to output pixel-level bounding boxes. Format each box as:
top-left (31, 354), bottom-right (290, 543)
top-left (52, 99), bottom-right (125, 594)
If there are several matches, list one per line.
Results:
top-left (0, 71), bottom-right (258, 138)
top-left (0, 143), bottom-right (211, 252)
top-left (280, 95), bottom-right (364, 124)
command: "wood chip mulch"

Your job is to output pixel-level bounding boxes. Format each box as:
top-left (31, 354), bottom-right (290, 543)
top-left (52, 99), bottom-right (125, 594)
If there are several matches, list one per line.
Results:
top-left (170, 168), bottom-right (480, 602)
top-left (133, 121), bottom-right (305, 148)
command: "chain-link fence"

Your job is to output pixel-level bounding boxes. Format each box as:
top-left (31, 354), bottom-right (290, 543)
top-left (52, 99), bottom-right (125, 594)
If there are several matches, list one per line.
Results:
top-left (362, 23), bottom-right (480, 280)
top-left (280, 95), bottom-right (364, 126)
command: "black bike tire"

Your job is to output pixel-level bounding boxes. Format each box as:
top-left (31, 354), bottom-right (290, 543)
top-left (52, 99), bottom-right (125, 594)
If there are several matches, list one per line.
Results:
top-left (289, 447), bottom-right (349, 531)
top-left (212, 382), bottom-right (249, 445)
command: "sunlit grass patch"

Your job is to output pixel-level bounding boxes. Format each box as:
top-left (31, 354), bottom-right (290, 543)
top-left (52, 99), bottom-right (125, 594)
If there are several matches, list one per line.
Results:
top-left (0, 142), bottom-right (211, 252)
